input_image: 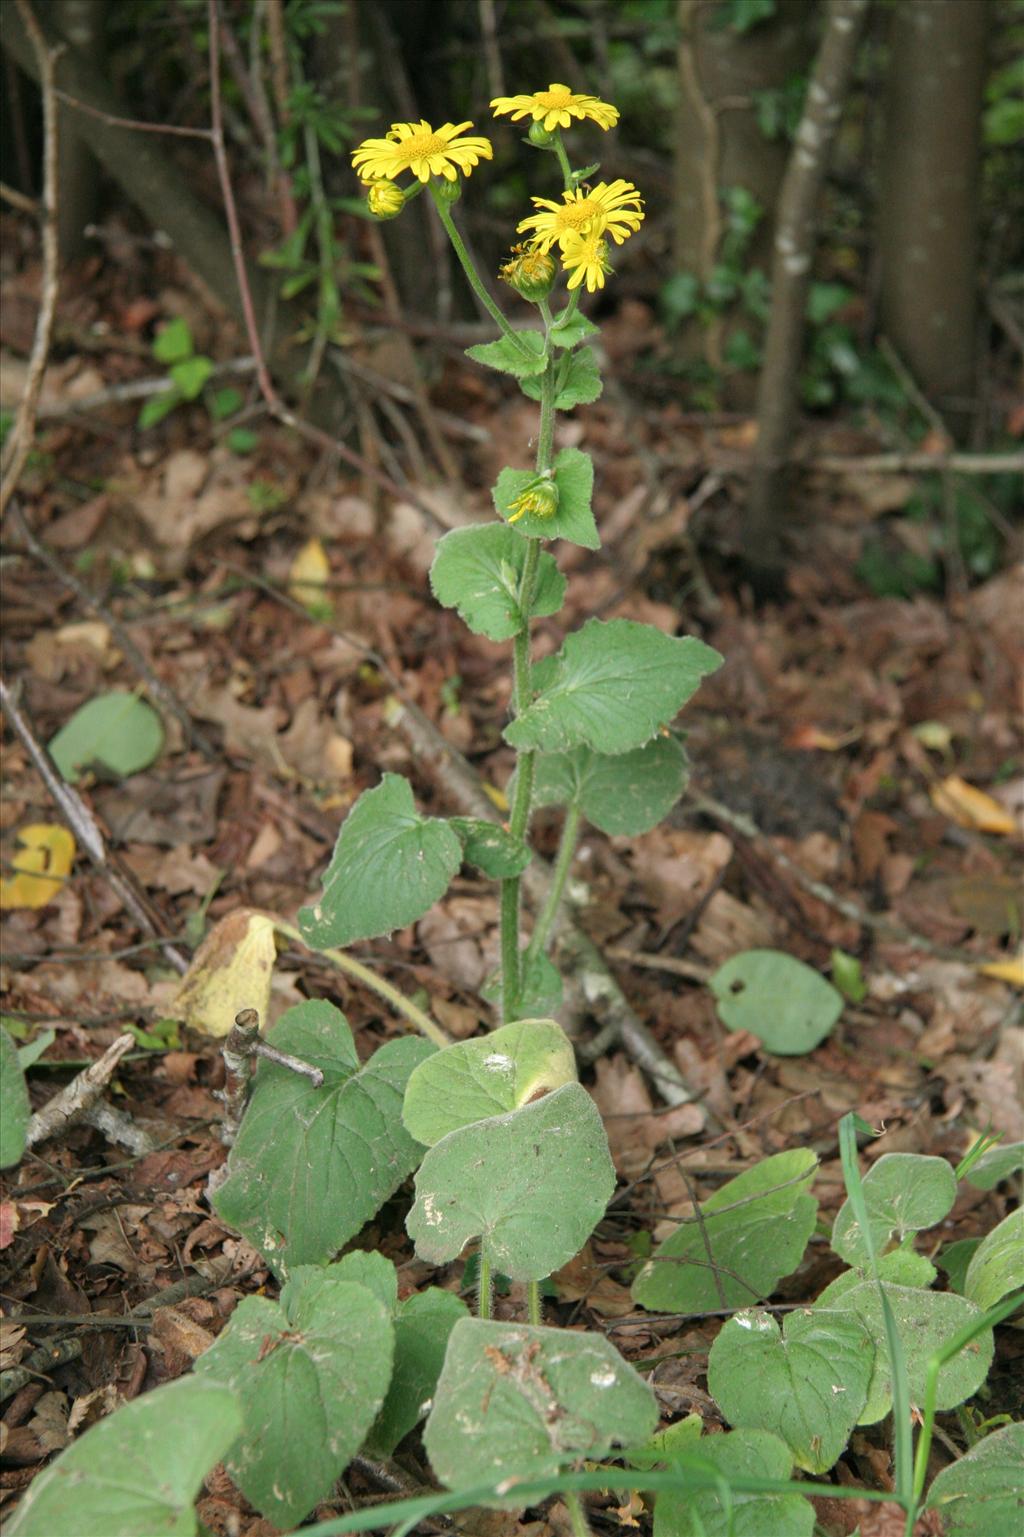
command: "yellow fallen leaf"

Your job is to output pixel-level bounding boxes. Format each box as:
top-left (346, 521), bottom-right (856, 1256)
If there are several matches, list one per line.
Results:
top-left (0, 824), bottom-right (75, 909)
top-left (481, 780), bottom-right (509, 813)
top-left (288, 536), bottom-right (331, 613)
top-left (978, 954), bottom-right (1024, 988)
top-left (930, 775), bottom-right (1018, 836)
top-left (169, 909), bottom-right (277, 1036)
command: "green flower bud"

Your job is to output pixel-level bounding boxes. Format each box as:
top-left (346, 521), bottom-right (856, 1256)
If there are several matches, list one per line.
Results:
top-left (432, 176), bottom-right (462, 205)
top-left (508, 471), bottom-right (559, 525)
top-left (365, 180), bottom-right (405, 220)
top-left (527, 121), bottom-right (557, 149)
top-left (498, 245), bottom-right (557, 304)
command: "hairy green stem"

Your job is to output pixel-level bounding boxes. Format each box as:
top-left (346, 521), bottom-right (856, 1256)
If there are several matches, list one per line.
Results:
top-left (527, 1280), bottom-right (542, 1326)
top-left (273, 919), bottom-right (449, 1047)
top-left (431, 190), bottom-right (530, 352)
top-left (553, 132), bottom-right (574, 191)
top-left (564, 1490), bottom-right (592, 1537)
top-left (525, 801), bottom-right (581, 966)
top-left (477, 1252), bottom-right (493, 1320)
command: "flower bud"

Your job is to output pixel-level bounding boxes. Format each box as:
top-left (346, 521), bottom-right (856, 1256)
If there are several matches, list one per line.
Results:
top-left (527, 121), bottom-right (557, 149)
top-left (365, 181), bottom-right (405, 220)
top-left (499, 245), bottom-right (557, 304)
top-left (508, 471), bottom-right (559, 524)
top-left (432, 175), bottom-right (462, 205)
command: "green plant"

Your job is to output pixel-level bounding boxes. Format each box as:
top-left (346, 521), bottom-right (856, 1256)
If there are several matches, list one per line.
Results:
top-left (9, 82), bottom-right (1021, 1537)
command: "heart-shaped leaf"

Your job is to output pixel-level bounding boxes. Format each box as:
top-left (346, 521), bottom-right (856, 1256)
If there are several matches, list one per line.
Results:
top-left (710, 949), bottom-right (844, 1055)
top-left (466, 330), bottom-right (547, 377)
top-left (366, 1287), bottom-right (469, 1457)
top-left (424, 1318), bottom-right (657, 1487)
top-left (925, 1421), bottom-right (1024, 1537)
top-left (213, 1000), bottom-right (433, 1276)
top-left (652, 1428), bottom-right (814, 1537)
top-left (195, 1270), bottom-right (393, 1528)
top-left (403, 1018), bottom-right (577, 1146)
top-left (505, 619), bottom-right (722, 756)
top-left (521, 347), bottom-right (602, 409)
top-left (5, 1377), bottom-right (241, 1537)
top-left (299, 774), bottom-right (462, 949)
top-left (831, 1152), bottom-right (957, 1266)
top-left (407, 1081), bottom-right (615, 1280)
top-left (632, 1149), bottom-right (818, 1313)
top-left (813, 1272), bottom-right (995, 1423)
top-left (530, 736), bottom-right (689, 836)
top-left (48, 692), bottom-right (164, 784)
top-left (430, 523), bottom-right (565, 641)
top-left (707, 1308), bottom-right (873, 1472)
top-left (0, 1026), bottom-right (29, 1169)
top-left (964, 1209), bottom-right (1024, 1311)
top-left (493, 447), bottom-right (600, 549)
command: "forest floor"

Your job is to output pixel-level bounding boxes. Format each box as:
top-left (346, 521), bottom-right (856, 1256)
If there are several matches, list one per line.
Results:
top-left (1, 246), bottom-right (1021, 1536)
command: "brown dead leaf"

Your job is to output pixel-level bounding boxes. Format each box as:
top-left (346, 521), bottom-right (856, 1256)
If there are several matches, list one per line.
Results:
top-left (99, 766), bottom-right (225, 846)
top-left (150, 1303), bottom-right (217, 1364)
top-left (418, 898), bottom-right (497, 994)
top-left (67, 1383), bottom-right (123, 1436)
top-left (689, 889), bottom-right (775, 964)
top-left (551, 1245), bottom-right (635, 1317)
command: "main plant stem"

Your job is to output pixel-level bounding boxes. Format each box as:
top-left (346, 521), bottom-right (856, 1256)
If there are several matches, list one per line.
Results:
top-left (431, 191), bottom-right (531, 354)
top-left (477, 1252), bottom-right (493, 1319)
top-left (565, 1490), bottom-right (592, 1537)
top-left (500, 356), bottom-right (557, 1021)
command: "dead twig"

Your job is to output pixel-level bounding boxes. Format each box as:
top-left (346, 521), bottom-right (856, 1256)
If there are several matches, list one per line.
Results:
top-left (25, 1034), bottom-right (135, 1149)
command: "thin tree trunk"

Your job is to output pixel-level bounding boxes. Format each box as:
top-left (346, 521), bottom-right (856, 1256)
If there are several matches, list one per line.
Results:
top-left (52, 0), bottom-right (106, 263)
top-left (743, 0), bottom-right (869, 585)
top-left (877, 0), bottom-right (989, 429)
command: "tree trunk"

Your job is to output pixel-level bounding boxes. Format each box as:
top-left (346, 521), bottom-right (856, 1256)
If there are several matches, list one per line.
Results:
top-left (51, 0), bottom-right (106, 263)
top-left (742, 0), bottom-right (870, 587)
top-left (877, 0), bottom-right (989, 429)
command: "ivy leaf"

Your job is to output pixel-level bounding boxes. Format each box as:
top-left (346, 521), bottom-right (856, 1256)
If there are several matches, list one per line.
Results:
top-left (831, 1152), bottom-right (957, 1267)
top-left (430, 523), bottom-right (566, 641)
top-left (403, 1018), bottom-right (577, 1146)
top-left (521, 348), bottom-right (602, 409)
top-left (632, 1149), bottom-right (818, 1313)
top-left (925, 1422), bottom-right (1024, 1537)
top-left (710, 949), bottom-right (844, 1055)
top-left (213, 1000), bottom-right (433, 1276)
top-left (425, 1318), bottom-right (657, 1487)
top-left (505, 619), bottom-right (723, 756)
top-left (299, 774), bottom-right (462, 948)
top-left (0, 1026), bottom-right (29, 1169)
top-left (653, 1428), bottom-right (814, 1537)
top-left (466, 330), bottom-right (547, 377)
top-left (493, 446), bottom-right (600, 549)
top-left (407, 1081), bottom-right (615, 1281)
top-left (549, 311), bottom-right (599, 349)
top-left (195, 1271), bottom-right (394, 1528)
top-left (531, 736), bottom-right (690, 835)
top-left (450, 817), bottom-right (532, 877)
top-left (707, 1309), bottom-right (873, 1472)
top-left (5, 1377), bottom-right (241, 1537)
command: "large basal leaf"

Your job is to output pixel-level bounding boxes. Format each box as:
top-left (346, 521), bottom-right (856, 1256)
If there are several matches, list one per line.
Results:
top-left (632, 1148), bottom-right (818, 1314)
top-left (424, 1318), bottom-right (657, 1487)
top-left (466, 330), bottom-right (547, 377)
top-left (492, 447), bottom-right (600, 549)
top-left (964, 1208), bottom-right (1024, 1310)
top-left (6, 1376), bottom-right (242, 1537)
top-left (365, 1287), bottom-right (469, 1457)
top-left (48, 691), bottom-right (164, 784)
top-left (813, 1271), bottom-right (995, 1423)
top-left (213, 1000), bottom-right (433, 1276)
top-left (299, 774), bottom-right (462, 948)
top-left (505, 619), bottom-right (722, 756)
top-left (195, 1270), bottom-right (393, 1528)
top-left (710, 949), bottom-right (844, 1055)
top-left (831, 1152), bottom-right (957, 1267)
top-left (403, 1017), bottom-right (577, 1146)
top-left (531, 737), bottom-right (689, 836)
top-left (925, 1421), bottom-right (1024, 1537)
top-left (0, 1025), bottom-right (29, 1169)
top-left (653, 1428), bottom-right (814, 1537)
top-left (407, 1081), bottom-right (615, 1280)
top-left (707, 1308), bottom-right (873, 1472)
top-left (430, 523), bottom-right (565, 642)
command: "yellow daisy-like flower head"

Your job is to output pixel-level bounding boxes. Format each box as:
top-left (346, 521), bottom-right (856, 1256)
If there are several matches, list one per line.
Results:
top-left (491, 83), bottom-right (619, 132)
top-left (351, 119), bottom-right (493, 184)
top-left (517, 180), bottom-right (644, 254)
top-left (560, 230), bottom-right (613, 293)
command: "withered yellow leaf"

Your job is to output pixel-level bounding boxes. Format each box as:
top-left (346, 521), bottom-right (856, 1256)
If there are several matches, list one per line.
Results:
top-left (0, 824), bottom-right (75, 909)
top-left (930, 775), bottom-right (1018, 837)
top-left (978, 954), bottom-right (1024, 988)
top-left (287, 536), bottom-right (331, 613)
top-left (169, 909), bottom-right (277, 1037)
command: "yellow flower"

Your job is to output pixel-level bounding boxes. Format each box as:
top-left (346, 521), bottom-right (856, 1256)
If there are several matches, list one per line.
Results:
top-left (365, 180), bottom-right (405, 219)
top-left (508, 472), bottom-right (559, 523)
top-left (517, 180), bottom-right (644, 253)
top-left (491, 83), bottom-right (619, 132)
top-left (352, 119), bottom-right (493, 184)
top-left (560, 230), bottom-right (613, 293)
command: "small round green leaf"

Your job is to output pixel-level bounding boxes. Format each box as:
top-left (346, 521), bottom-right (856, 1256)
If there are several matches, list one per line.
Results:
top-left (299, 774), bottom-right (462, 948)
top-left (493, 447), bottom-right (600, 549)
top-left (710, 949), bottom-right (844, 1055)
top-left (964, 1209), bottom-right (1024, 1311)
top-left (430, 523), bottom-right (566, 641)
top-left (424, 1318), bottom-right (657, 1487)
top-left (707, 1308), bottom-right (873, 1472)
top-left (5, 1377), bottom-right (242, 1537)
top-left (653, 1428), bottom-right (814, 1537)
top-left (195, 1273), bottom-right (394, 1529)
top-left (449, 817), bottom-right (532, 877)
top-left (407, 1081), bottom-right (615, 1280)
top-left (632, 1148), bottom-right (818, 1314)
top-left (48, 692), bottom-right (164, 784)
top-left (925, 1421), bottom-right (1024, 1537)
top-left (831, 1152), bottom-right (957, 1267)
top-left (403, 1018), bottom-right (577, 1146)
top-left (152, 315), bottom-right (194, 364)
top-left (0, 1026), bottom-right (30, 1169)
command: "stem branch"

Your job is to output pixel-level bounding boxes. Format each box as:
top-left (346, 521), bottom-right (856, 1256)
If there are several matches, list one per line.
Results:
top-left (525, 802), bottom-right (581, 965)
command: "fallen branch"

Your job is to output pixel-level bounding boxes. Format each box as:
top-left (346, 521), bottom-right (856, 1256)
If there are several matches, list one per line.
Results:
top-left (25, 1033), bottom-right (135, 1149)
top-left (810, 450), bottom-right (1024, 476)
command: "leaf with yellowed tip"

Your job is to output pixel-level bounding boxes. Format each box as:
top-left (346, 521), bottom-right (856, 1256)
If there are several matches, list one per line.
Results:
top-left (0, 825), bottom-right (75, 910)
top-left (168, 908), bottom-right (276, 1037)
